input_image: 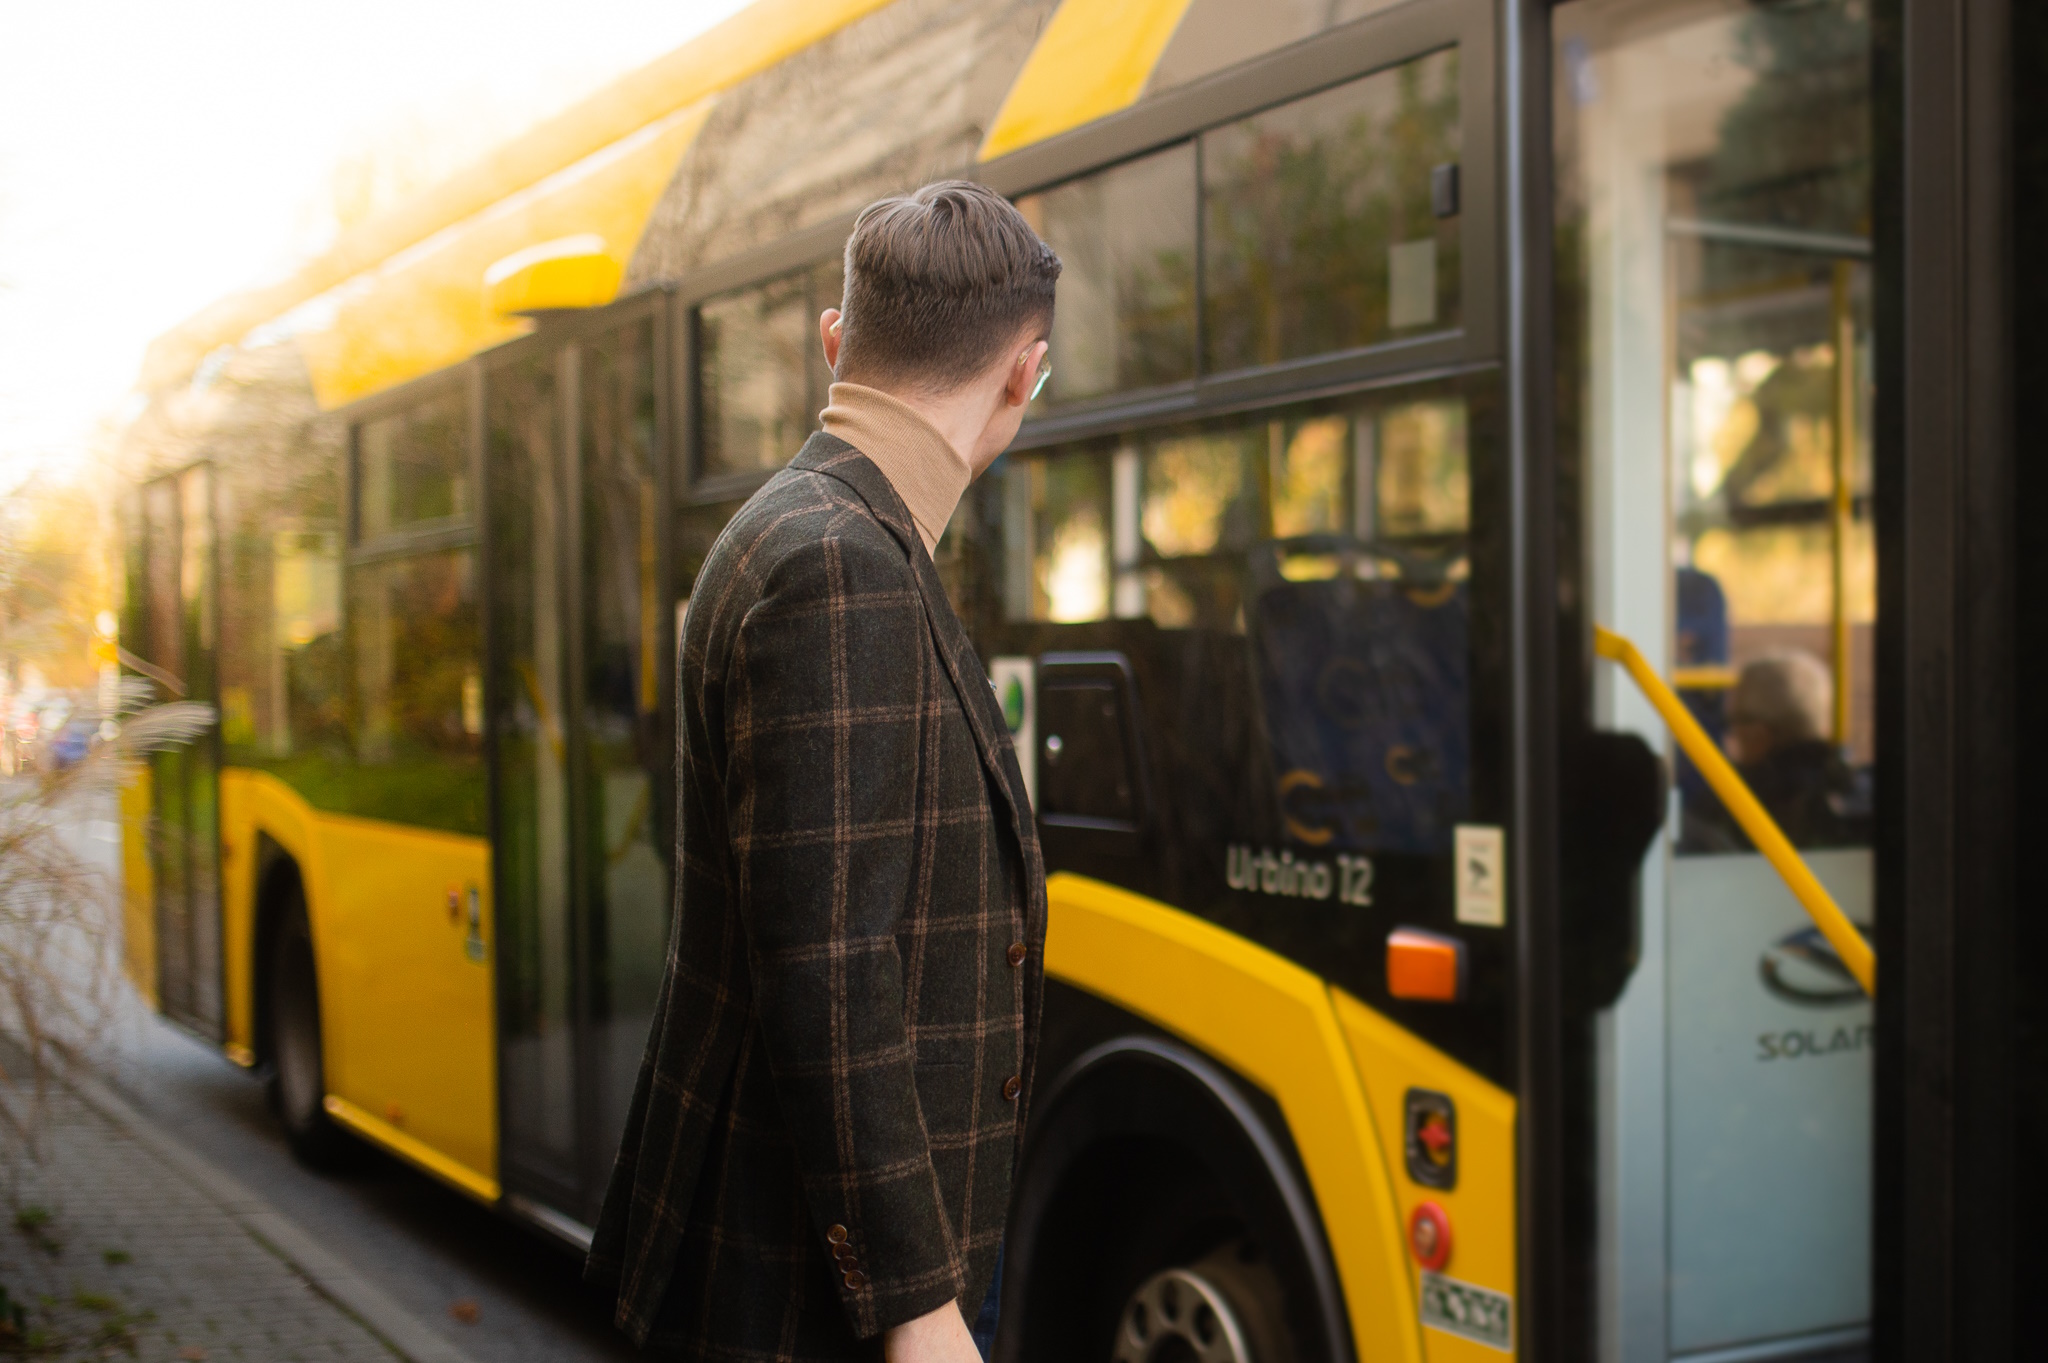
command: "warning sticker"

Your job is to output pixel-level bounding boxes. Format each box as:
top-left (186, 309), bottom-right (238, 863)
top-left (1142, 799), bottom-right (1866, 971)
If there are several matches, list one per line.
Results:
top-left (1454, 824), bottom-right (1506, 927)
top-left (1420, 1271), bottom-right (1513, 1351)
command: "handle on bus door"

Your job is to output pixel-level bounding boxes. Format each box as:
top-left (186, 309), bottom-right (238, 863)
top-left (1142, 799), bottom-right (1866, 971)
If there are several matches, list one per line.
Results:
top-left (1593, 625), bottom-right (1876, 995)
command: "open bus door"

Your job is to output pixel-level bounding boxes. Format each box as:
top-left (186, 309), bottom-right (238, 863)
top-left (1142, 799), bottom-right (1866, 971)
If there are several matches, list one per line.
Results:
top-left (1548, 3), bottom-right (1881, 1358)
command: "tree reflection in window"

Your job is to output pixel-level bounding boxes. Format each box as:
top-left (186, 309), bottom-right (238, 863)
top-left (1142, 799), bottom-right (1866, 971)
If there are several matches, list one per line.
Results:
top-left (1202, 48), bottom-right (1461, 371)
top-left (357, 390), bottom-right (468, 537)
top-left (346, 549), bottom-right (486, 834)
top-left (698, 260), bottom-right (844, 479)
top-left (1018, 145), bottom-right (1198, 406)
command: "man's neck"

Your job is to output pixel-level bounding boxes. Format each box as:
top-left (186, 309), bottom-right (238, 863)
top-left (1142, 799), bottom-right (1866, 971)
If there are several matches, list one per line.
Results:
top-left (870, 383), bottom-right (1004, 477)
top-left (817, 384), bottom-right (973, 556)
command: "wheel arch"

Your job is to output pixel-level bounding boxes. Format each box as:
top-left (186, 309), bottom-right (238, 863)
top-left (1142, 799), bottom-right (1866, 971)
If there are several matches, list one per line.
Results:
top-left (250, 836), bottom-right (304, 1071)
top-left (1005, 1030), bottom-right (1356, 1363)
top-left (1038, 873), bottom-right (1427, 1363)
top-left (236, 771), bottom-right (325, 1072)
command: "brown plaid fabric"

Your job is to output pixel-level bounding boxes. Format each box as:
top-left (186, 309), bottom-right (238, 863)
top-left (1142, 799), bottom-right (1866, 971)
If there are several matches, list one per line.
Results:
top-left (587, 434), bottom-right (1046, 1361)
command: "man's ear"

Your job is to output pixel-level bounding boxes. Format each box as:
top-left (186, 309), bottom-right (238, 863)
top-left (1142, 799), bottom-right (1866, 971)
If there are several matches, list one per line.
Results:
top-left (819, 309), bottom-right (843, 373)
top-left (1005, 338), bottom-right (1049, 409)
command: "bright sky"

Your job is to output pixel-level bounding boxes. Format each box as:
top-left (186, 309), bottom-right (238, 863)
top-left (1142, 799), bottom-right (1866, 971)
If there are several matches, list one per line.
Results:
top-left (0, 0), bottom-right (754, 494)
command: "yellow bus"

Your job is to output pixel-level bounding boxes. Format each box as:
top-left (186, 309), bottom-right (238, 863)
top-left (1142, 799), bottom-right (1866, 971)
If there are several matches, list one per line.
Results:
top-left (119, 0), bottom-right (2025, 1358)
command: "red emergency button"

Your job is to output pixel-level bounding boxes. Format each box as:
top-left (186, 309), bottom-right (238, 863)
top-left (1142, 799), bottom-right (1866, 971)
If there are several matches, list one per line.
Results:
top-left (1409, 1200), bottom-right (1453, 1272)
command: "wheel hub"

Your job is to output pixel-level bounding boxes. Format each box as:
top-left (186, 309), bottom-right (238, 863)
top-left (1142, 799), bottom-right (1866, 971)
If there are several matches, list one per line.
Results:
top-left (1110, 1266), bottom-right (1253, 1363)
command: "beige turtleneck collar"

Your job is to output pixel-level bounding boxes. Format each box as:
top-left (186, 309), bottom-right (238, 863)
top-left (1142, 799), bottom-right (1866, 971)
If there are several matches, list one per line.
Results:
top-left (819, 382), bottom-right (970, 556)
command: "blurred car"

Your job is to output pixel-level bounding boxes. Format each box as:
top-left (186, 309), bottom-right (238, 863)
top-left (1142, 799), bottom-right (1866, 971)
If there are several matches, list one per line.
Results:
top-left (48, 717), bottom-right (94, 769)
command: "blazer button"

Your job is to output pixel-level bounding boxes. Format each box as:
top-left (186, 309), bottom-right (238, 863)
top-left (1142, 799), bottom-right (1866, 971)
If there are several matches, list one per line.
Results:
top-left (1003, 1075), bottom-right (1022, 1101)
top-left (1007, 942), bottom-right (1027, 967)
top-left (826, 1224), bottom-right (848, 1245)
top-left (843, 1269), bottom-right (869, 1290)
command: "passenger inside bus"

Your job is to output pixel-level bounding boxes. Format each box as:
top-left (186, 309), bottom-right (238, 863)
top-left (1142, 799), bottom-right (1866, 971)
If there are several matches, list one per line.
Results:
top-left (1681, 650), bottom-right (1866, 852)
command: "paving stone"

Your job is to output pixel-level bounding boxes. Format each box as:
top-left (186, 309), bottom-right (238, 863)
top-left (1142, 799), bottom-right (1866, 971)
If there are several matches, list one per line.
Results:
top-left (1, 1084), bottom-right (397, 1362)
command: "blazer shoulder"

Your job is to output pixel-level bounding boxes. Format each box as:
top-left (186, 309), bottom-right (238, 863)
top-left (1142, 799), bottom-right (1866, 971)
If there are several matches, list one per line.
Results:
top-left (747, 468), bottom-right (909, 569)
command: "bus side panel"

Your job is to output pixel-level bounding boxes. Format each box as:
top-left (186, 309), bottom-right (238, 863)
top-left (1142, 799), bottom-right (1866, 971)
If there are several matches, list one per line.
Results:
top-left (217, 768), bottom-right (258, 1064)
top-left (239, 771), bottom-right (498, 1193)
top-left (1332, 989), bottom-right (1518, 1361)
top-left (120, 765), bottom-right (156, 1008)
top-left (313, 813), bottom-right (495, 1188)
top-left (1043, 872), bottom-right (1426, 1363)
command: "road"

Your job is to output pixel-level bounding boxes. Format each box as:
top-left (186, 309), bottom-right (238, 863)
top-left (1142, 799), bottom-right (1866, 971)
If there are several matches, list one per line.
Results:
top-left (105, 1013), bottom-right (640, 1363)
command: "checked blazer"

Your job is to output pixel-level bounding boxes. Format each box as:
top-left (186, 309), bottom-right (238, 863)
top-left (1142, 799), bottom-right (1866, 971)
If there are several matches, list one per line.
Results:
top-left (587, 432), bottom-right (1047, 1361)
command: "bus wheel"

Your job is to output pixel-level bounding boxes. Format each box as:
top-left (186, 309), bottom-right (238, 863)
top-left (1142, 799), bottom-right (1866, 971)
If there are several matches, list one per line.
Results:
top-left (1111, 1243), bottom-right (1287, 1363)
top-left (267, 891), bottom-right (352, 1168)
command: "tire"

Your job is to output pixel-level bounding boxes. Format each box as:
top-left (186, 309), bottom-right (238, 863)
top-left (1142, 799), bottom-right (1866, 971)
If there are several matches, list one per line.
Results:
top-left (266, 886), bottom-right (354, 1168)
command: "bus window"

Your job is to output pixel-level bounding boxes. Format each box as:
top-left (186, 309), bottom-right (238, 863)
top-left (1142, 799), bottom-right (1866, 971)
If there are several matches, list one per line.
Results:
top-left (1555, 0), bottom-right (1875, 1353)
top-left (1202, 47), bottom-right (1462, 372)
top-left (970, 379), bottom-right (1507, 1078)
top-left (344, 548), bottom-right (484, 834)
top-left (214, 375), bottom-right (345, 780)
top-left (320, 380), bottom-right (486, 836)
top-left (697, 272), bottom-right (809, 479)
top-left (695, 260), bottom-right (843, 483)
top-left (1016, 143), bottom-right (1197, 408)
top-left (1007, 451), bottom-right (1113, 623)
top-left (355, 387), bottom-right (467, 537)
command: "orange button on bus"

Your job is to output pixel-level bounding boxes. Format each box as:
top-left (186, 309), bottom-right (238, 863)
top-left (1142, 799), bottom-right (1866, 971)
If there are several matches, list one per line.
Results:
top-left (1386, 928), bottom-right (1466, 1003)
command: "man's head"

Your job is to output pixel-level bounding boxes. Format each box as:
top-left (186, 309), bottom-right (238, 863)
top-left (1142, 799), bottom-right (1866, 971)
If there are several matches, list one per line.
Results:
top-left (820, 181), bottom-right (1061, 471)
top-left (1727, 651), bottom-right (1832, 764)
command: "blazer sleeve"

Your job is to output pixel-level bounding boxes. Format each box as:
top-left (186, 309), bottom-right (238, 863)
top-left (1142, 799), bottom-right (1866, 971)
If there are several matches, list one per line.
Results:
top-left (724, 530), bottom-right (965, 1337)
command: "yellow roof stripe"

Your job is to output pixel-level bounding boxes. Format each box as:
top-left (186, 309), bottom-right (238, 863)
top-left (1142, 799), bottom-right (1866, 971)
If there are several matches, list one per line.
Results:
top-left (296, 100), bottom-right (712, 409)
top-left (142, 0), bottom-right (901, 393)
top-left (978, 0), bottom-right (1195, 162)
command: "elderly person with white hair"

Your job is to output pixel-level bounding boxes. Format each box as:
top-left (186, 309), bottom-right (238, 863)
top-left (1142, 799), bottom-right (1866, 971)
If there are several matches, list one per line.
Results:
top-left (1691, 650), bottom-right (1859, 851)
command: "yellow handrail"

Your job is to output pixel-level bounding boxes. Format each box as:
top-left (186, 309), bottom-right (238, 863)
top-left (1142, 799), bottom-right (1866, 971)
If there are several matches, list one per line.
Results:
top-left (1672, 664), bottom-right (1737, 691)
top-left (1594, 625), bottom-right (1876, 996)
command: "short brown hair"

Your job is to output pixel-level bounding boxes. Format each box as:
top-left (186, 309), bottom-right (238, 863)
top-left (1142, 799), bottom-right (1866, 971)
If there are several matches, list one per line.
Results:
top-left (834, 180), bottom-right (1061, 392)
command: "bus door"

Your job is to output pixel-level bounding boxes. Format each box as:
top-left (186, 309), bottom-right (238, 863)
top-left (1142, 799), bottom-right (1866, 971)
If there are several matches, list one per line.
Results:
top-left (1554, 3), bottom-right (1877, 1358)
top-left (488, 307), bottom-right (673, 1232)
top-left (139, 464), bottom-right (225, 1040)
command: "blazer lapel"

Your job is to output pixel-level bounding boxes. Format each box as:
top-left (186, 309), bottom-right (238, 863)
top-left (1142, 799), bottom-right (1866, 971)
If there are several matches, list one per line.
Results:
top-left (792, 435), bottom-right (1039, 862)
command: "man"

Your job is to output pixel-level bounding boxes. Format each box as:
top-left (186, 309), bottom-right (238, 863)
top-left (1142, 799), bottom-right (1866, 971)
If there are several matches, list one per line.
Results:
top-left (587, 181), bottom-right (1057, 1363)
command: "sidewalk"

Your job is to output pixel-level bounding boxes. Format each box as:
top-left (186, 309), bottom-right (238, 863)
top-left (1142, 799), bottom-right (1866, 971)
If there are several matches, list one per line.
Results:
top-left (1, 1068), bottom-right (477, 1363)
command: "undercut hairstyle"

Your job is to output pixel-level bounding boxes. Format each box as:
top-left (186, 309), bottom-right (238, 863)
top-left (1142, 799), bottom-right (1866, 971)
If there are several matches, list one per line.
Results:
top-left (834, 180), bottom-right (1062, 392)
